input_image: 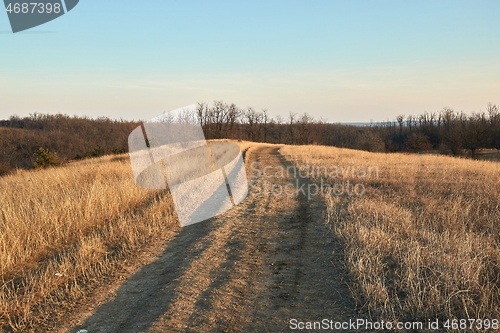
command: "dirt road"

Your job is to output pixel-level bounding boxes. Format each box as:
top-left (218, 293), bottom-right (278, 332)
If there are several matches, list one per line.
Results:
top-left (66, 146), bottom-right (359, 332)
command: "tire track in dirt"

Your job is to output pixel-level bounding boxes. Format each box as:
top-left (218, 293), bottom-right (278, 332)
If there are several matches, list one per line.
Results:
top-left (68, 146), bottom-right (360, 333)
top-left (235, 147), bottom-right (361, 332)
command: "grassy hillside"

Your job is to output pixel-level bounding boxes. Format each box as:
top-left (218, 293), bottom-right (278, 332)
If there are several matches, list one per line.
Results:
top-left (0, 155), bottom-right (179, 332)
top-left (0, 114), bottom-right (139, 175)
top-left (0, 139), bottom-right (259, 332)
top-left (281, 145), bottom-right (500, 323)
top-left (2, 141), bottom-right (499, 330)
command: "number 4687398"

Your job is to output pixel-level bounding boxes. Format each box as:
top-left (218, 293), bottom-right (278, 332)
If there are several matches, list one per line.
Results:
top-left (5, 3), bottom-right (61, 14)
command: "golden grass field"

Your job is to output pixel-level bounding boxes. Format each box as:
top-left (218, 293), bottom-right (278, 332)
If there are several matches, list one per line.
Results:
top-left (0, 140), bottom-right (256, 332)
top-left (1, 140), bottom-right (499, 331)
top-left (280, 145), bottom-right (500, 323)
top-left (0, 155), bottom-right (180, 332)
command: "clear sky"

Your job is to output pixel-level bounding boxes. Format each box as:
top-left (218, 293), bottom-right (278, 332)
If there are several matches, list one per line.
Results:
top-left (0, 0), bottom-right (499, 122)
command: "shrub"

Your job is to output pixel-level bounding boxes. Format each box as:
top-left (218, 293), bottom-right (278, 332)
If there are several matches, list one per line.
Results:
top-left (33, 147), bottom-right (59, 169)
top-left (76, 145), bottom-right (105, 160)
top-left (112, 145), bottom-right (125, 155)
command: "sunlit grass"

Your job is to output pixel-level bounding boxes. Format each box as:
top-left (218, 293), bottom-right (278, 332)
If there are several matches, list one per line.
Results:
top-left (0, 155), bottom-right (179, 332)
top-left (0, 140), bottom-right (262, 332)
top-left (281, 145), bottom-right (500, 322)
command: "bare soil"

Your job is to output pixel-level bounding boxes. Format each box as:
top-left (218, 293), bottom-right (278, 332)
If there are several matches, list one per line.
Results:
top-left (59, 146), bottom-right (360, 333)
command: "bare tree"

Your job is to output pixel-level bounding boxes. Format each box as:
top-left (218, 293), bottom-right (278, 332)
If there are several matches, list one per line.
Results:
top-left (211, 100), bottom-right (229, 139)
top-left (196, 102), bottom-right (208, 128)
top-left (487, 103), bottom-right (500, 149)
top-left (298, 112), bottom-right (313, 144)
top-left (262, 109), bottom-right (269, 142)
top-left (226, 103), bottom-right (240, 139)
top-left (462, 112), bottom-right (488, 159)
top-left (245, 107), bottom-right (262, 141)
top-left (441, 108), bottom-right (463, 156)
top-left (289, 112), bottom-right (297, 144)
top-left (396, 115), bottom-right (405, 147)
top-left (275, 115), bottom-right (284, 144)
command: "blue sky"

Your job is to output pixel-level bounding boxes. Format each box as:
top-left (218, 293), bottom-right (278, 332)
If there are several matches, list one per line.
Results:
top-left (0, 0), bottom-right (499, 122)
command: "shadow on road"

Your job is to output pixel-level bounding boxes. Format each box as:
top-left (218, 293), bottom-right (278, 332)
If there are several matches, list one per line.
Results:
top-left (71, 213), bottom-right (220, 333)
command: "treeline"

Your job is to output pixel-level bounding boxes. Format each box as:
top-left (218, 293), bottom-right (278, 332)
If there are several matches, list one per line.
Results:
top-left (196, 101), bottom-right (500, 158)
top-left (0, 113), bottom-right (139, 175)
top-left (195, 101), bottom-right (383, 150)
top-left (1, 101), bottom-right (498, 175)
top-left (376, 104), bottom-right (500, 158)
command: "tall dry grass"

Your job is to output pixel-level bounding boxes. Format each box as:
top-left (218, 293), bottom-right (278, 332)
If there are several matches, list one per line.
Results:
top-left (0, 155), bottom-right (179, 332)
top-left (281, 145), bottom-right (500, 323)
top-left (0, 140), bottom-right (259, 332)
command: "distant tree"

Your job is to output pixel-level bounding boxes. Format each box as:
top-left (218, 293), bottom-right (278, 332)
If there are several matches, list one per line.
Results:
top-left (359, 130), bottom-right (386, 152)
top-left (404, 133), bottom-right (433, 152)
top-left (226, 103), bottom-right (240, 139)
top-left (487, 103), bottom-right (500, 149)
top-left (244, 107), bottom-right (262, 142)
top-left (197, 102), bottom-right (209, 128)
top-left (396, 114), bottom-right (405, 146)
top-left (275, 115), bottom-right (284, 144)
top-left (462, 112), bottom-right (489, 159)
top-left (289, 112), bottom-right (297, 144)
top-left (262, 109), bottom-right (269, 142)
top-left (441, 108), bottom-right (463, 156)
top-left (297, 112), bottom-right (313, 144)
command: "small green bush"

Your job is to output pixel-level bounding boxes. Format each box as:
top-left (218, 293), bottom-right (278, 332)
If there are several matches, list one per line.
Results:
top-left (111, 145), bottom-right (125, 155)
top-left (75, 145), bottom-right (105, 160)
top-left (33, 147), bottom-right (59, 169)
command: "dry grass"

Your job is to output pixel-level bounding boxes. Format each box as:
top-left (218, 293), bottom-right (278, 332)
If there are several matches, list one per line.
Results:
top-left (12, 139), bottom-right (495, 330)
top-left (0, 140), bottom-right (260, 332)
top-left (281, 145), bottom-right (500, 322)
top-left (0, 154), bottom-right (180, 332)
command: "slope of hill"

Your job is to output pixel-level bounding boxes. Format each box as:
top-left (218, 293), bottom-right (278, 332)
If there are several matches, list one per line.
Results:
top-left (1, 141), bottom-right (499, 331)
top-left (281, 145), bottom-right (500, 323)
top-left (0, 114), bottom-right (139, 175)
